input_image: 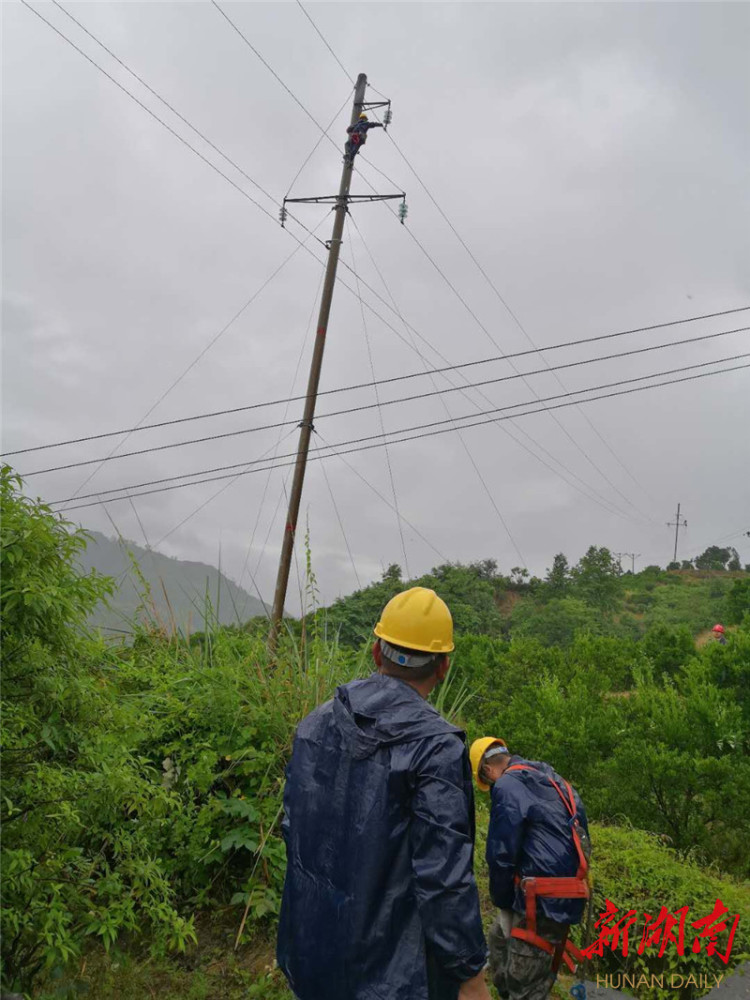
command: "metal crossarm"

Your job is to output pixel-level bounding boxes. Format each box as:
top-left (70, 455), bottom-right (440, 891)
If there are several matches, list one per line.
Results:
top-left (284, 193), bottom-right (404, 205)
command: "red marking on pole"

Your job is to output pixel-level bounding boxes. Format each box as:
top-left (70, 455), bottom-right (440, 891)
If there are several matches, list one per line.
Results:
top-left (285, 522), bottom-right (296, 534)
top-left (316, 326), bottom-right (327, 338)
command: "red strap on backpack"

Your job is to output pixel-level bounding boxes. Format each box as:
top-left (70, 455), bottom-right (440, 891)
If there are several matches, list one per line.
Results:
top-left (503, 764), bottom-right (590, 974)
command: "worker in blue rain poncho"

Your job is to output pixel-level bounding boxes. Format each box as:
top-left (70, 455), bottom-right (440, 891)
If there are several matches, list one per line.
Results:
top-left (470, 738), bottom-right (591, 1000)
top-left (277, 587), bottom-right (491, 1000)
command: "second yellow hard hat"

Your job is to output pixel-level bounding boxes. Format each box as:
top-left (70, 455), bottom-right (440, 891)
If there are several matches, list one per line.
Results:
top-left (374, 586), bottom-right (454, 654)
top-left (470, 737), bottom-right (508, 792)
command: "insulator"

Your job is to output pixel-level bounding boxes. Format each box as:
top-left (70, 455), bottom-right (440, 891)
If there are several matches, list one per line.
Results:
top-left (383, 108), bottom-right (393, 127)
top-left (398, 201), bottom-right (408, 225)
top-left (279, 204), bottom-right (288, 227)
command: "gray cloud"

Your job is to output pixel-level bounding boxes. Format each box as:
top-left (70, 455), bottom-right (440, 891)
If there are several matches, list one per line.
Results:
top-left (3, 1), bottom-right (749, 611)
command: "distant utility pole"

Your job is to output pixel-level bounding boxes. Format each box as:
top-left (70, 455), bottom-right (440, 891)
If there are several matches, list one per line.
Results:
top-left (268, 73), bottom-right (404, 651)
top-left (614, 552), bottom-right (640, 574)
top-left (667, 503), bottom-right (688, 564)
top-left (621, 552), bottom-right (641, 574)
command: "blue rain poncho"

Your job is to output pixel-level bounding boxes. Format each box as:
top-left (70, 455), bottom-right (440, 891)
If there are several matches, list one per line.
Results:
top-left (486, 758), bottom-right (590, 925)
top-left (277, 673), bottom-right (487, 1000)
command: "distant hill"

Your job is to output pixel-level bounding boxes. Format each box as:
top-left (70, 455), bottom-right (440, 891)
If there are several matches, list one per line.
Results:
top-left (77, 531), bottom-right (268, 635)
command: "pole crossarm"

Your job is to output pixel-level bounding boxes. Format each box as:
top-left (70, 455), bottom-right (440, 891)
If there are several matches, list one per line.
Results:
top-left (357, 100), bottom-right (391, 111)
top-left (284, 193), bottom-right (404, 205)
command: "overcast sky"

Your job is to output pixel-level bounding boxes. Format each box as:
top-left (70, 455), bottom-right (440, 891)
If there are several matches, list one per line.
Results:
top-left (3, 1), bottom-right (749, 613)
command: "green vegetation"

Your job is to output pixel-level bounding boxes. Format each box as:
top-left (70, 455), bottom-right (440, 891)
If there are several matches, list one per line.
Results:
top-left (2, 468), bottom-right (749, 999)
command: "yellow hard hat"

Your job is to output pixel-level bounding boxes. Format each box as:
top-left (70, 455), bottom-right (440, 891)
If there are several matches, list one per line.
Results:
top-left (374, 587), bottom-right (454, 654)
top-left (359, 112), bottom-right (368, 120)
top-left (470, 737), bottom-right (507, 792)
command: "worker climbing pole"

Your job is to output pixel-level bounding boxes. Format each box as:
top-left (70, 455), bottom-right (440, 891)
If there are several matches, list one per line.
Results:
top-left (268, 75), bottom-right (405, 651)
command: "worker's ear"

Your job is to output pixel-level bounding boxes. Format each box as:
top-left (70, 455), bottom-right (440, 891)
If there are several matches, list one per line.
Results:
top-left (435, 655), bottom-right (450, 682)
top-left (372, 640), bottom-right (383, 669)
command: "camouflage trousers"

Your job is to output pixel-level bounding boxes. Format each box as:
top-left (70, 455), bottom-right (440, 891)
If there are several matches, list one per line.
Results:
top-left (488, 909), bottom-right (568, 1000)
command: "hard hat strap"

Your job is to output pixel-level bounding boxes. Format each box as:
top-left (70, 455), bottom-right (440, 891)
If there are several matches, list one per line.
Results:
top-left (379, 638), bottom-right (436, 669)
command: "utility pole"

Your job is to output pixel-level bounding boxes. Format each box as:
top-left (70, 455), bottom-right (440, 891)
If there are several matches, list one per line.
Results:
top-left (268, 74), bottom-right (404, 650)
top-left (628, 553), bottom-right (641, 575)
top-left (667, 503), bottom-right (687, 565)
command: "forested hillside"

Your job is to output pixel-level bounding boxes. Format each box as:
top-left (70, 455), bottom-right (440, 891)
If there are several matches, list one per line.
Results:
top-left (77, 530), bottom-right (267, 634)
top-left (2, 468), bottom-right (749, 1000)
top-left (320, 550), bottom-right (749, 649)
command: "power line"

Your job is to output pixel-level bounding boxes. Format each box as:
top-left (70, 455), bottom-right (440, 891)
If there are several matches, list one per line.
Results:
top-left (312, 430), bottom-right (450, 564)
top-left (349, 214), bottom-right (528, 567)
top-left (22, 2), bottom-right (743, 540)
top-left (20, 0), bottom-right (283, 227)
top-left (296, 10), bottom-right (656, 512)
top-left (347, 218), bottom-right (411, 576)
top-left (212, 1), bottom-right (333, 141)
top-left (65, 214), bottom-right (328, 499)
top-left (251, 20), bottom-right (712, 528)
top-left (234, 269), bottom-right (325, 597)
top-left (20, 0), bottom-right (745, 531)
top-left (23, 330), bottom-right (749, 477)
top-left (10, 307), bottom-right (745, 458)
top-left (319, 459), bottom-right (361, 589)
top-left (51, 358), bottom-right (750, 510)
top-left (11, 305), bottom-right (744, 457)
top-left (295, 2), bottom-right (353, 84)
top-left (289, 10), bottom-right (661, 517)
top-left (399, 219), bottom-right (655, 520)
top-left (17, 0), bottom-right (336, 511)
top-left (285, 94), bottom-right (352, 198)
top-left (151, 425), bottom-right (300, 549)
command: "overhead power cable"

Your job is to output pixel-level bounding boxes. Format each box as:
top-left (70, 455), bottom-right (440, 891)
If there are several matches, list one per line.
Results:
top-left (21, 0), bottom-right (282, 227)
top-left (22, 331), bottom-right (750, 477)
top-left (291, 11), bottom-right (660, 521)
top-left (312, 430), bottom-right (449, 564)
top-left (50, 358), bottom-right (750, 510)
top-left (8, 314), bottom-right (745, 461)
top-left (234, 269), bottom-right (325, 597)
top-left (319, 459), bottom-right (361, 588)
top-left (295, 2), bottom-right (354, 84)
top-left (24, 1), bottom-right (740, 533)
top-left (349, 214), bottom-right (527, 567)
top-left (217, 7), bottom-right (647, 521)
top-left (347, 218), bottom-right (411, 576)
top-left (294, 9), bottom-right (656, 515)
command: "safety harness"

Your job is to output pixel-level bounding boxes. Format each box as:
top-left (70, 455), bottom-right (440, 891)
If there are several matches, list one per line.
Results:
top-left (504, 763), bottom-right (590, 975)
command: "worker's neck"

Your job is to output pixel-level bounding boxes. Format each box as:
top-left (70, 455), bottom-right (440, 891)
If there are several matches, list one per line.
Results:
top-left (402, 676), bottom-right (437, 700)
top-left (379, 668), bottom-right (435, 700)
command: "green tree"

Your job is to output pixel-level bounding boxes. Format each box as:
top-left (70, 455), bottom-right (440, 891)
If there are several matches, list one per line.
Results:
top-left (695, 545), bottom-right (735, 571)
top-left (639, 623), bottom-right (695, 675)
top-left (545, 553), bottom-right (570, 595)
top-left (725, 578), bottom-right (750, 625)
top-left (510, 596), bottom-right (596, 647)
top-left (1, 469), bottom-right (195, 992)
top-left (602, 660), bottom-right (750, 874)
top-left (570, 545), bottom-right (620, 610)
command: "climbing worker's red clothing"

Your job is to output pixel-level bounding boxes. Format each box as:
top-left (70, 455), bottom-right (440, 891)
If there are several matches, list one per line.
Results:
top-left (344, 120), bottom-right (383, 161)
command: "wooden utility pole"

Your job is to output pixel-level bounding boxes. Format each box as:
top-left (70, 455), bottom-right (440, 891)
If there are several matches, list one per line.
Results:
top-left (667, 503), bottom-right (687, 565)
top-left (268, 74), bottom-right (400, 649)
